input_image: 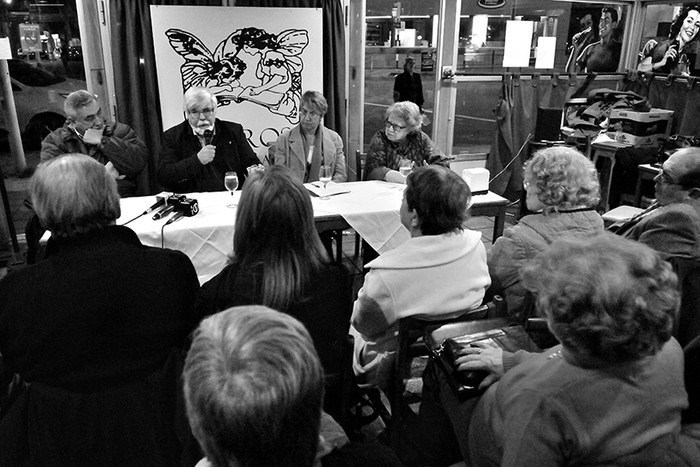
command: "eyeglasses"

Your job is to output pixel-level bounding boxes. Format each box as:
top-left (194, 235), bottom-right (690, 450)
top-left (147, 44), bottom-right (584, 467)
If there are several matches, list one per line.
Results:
top-left (299, 108), bottom-right (321, 118)
top-left (385, 120), bottom-right (407, 132)
top-left (188, 108), bottom-right (215, 117)
top-left (657, 169), bottom-right (682, 186)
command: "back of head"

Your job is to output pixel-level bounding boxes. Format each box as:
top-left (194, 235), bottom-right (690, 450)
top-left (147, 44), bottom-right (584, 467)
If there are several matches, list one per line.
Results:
top-left (233, 166), bottom-right (328, 308)
top-left (64, 90), bottom-right (98, 117)
top-left (521, 233), bottom-right (679, 364)
top-left (184, 305), bottom-right (324, 467)
top-left (386, 101), bottom-right (423, 133)
top-left (30, 153), bottom-right (120, 239)
top-left (524, 146), bottom-right (600, 211)
top-left (405, 165), bottom-right (471, 235)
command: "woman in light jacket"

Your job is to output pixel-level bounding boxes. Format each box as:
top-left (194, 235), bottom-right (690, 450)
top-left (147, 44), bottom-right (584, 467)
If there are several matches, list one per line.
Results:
top-left (270, 90), bottom-right (346, 183)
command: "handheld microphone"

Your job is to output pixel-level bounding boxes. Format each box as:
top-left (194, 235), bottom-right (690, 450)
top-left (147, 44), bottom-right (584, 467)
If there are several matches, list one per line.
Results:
top-left (165, 211), bottom-right (185, 225)
top-left (143, 191), bottom-right (173, 214)
top-left (203, 130), bottom-right (213, 146)
top-left (153, 205), bottom-right (175, 220)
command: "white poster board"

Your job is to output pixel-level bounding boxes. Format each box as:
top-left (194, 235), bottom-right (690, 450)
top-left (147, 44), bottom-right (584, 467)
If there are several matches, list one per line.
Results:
top-left (151, 6), bottom-right (323, 156)
top-left (502, 21), bottom-right (533, 68)
top-left (534, 36), bottom-right (556, 69)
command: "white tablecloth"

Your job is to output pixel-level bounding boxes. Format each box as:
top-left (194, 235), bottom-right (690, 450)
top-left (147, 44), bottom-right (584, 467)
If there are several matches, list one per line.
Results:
top-left (118, 181), bottom-right (410, 284)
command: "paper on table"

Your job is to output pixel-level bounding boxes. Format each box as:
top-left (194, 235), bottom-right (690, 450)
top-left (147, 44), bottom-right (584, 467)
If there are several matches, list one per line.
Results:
top-left (535, 36), bottom-right (556, 69)
top-left (304, 182), bottom-right (351, 197)
top-left (503, 21), bottom-right (534, 68)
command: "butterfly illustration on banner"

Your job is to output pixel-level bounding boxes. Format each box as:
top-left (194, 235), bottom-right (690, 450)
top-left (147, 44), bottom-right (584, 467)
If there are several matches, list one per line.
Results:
top-left (165, 27), bottom-right (309, 123)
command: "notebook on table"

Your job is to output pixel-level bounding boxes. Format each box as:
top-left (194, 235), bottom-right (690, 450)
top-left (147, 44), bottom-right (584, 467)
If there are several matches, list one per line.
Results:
top-left (424, 318), bottom-right (540, 401)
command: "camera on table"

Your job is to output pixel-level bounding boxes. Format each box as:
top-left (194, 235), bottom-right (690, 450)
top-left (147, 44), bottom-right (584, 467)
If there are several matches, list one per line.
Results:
top-left (167, 194), bottom-right (199, 216)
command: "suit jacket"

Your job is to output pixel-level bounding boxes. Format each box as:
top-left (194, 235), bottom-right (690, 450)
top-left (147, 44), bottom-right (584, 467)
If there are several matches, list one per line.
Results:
top-left (157, 119), bottom-right (260, 193)
top-left (623, 201), bottom-right (700, 259)
top-left (0, 225), bottom-right (200, 466)
top-left (271, 124), bottom-right (347, 183)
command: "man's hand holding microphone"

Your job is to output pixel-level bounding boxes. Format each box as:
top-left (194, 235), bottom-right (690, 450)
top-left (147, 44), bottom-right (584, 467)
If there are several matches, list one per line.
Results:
top-left (197, 130), bottom-right (216, 165)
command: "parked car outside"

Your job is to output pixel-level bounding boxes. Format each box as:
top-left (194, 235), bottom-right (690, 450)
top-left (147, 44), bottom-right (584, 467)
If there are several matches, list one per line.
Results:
top-left (0, 59), bottom-right (86, 148)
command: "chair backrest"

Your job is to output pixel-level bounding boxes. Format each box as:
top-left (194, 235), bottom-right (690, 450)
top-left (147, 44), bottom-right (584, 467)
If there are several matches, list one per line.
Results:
top-left (669, 257), bottom-right (700, 347)
top-left (355, 149), bottom-right (366, 182)
top-left (388, 302), bottom-right (493, 448)
top-left (683, 335), bottom-right (700, 424)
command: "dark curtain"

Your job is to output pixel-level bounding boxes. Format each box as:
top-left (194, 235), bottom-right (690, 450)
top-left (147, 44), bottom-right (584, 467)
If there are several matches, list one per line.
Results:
top-left (624, 74), bottom-right (700, 138)
top-left (487, 73), bottom-right (627, 200)
top-left (110, 0), bottom-right (345, 194)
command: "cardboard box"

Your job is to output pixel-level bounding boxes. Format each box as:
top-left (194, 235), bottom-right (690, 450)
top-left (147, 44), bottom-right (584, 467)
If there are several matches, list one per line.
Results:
top-left (608, 108), bottom-right (674, 147)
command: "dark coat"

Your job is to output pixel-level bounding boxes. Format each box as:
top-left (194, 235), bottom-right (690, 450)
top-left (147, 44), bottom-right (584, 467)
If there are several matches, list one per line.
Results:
top-left (157, 119), bottom-right (260, 193)
top-left (393, 71), bottom-right (424, 107)
top-left (0, 225), bottom-right (200, 466)
top-left (195, 261), bottom-right (352, 374)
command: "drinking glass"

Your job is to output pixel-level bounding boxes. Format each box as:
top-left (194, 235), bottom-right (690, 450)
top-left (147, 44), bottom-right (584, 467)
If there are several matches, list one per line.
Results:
top-left (224, 171), bottom-right (238, 208)
top-left (319, 165), bottom-right (333, 200)
top-left (398, 159), bottom-right (414, 177)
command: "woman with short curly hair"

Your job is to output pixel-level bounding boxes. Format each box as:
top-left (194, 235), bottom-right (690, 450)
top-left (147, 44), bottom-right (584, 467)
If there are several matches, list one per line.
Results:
top-left (488, 146), bottom-right (604, 320)
top-left (462, 233), bottom-right (689, 465)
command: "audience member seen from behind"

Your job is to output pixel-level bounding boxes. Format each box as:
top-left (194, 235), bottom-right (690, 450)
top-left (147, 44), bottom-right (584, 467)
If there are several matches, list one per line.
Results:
top-left (157, 86), bottom-right (262, 193)
top-left (184, 306), bottom-right (325, 467)
top-left (195, 165), bottom-right (351, 377)
top-left (184, 306), bottom-right (403, 467)
top-left (638, 5), bottom-right (700, 74)
top-left (365, 101), bottom-right (449, 183)
top-left (455, 233), bottom-right (697, 465)
top-left (271, 90), bottom-right (347, 183)
top-left (40, 90), bottom-right (147, 197)
top-left (350, 165), bottom-right (490, 389)
top-left (0, 154), bottom-right (200, 466)
top-left (488, 146), bottom-right (603, 321)
top-left (616, 147), bottom-right (700, 259)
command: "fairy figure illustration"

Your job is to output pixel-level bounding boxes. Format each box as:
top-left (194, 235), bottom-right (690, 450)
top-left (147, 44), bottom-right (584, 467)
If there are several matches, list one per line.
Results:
top-left (165, 29), bottom-right (247, 94)
top-left (165, 27), bottom-right (308, 123)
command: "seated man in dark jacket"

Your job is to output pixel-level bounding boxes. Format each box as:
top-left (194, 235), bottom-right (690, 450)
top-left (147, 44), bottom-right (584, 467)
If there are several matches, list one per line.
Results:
top-left (0, 154), bottom-right (200, 466)
top-left (615, 148), bottom-right (700, 260)
top-left (157, 86), bottom-right (262, 193)
top-left (40, 90), bottom-right (147, 198)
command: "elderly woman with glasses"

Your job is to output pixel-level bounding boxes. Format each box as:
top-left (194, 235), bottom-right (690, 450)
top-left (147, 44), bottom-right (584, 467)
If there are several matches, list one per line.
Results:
top-left (488, 146), bottom-right (604, 321)
top-left (365, 101), bottom-right (449, 183)
top-left (157, 86), bottom-right (261, 193)
top-left (271, 90), bottom-right (347, 183)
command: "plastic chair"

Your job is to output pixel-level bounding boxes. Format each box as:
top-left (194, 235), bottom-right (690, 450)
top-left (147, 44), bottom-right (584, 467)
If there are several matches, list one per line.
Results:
top-left (387, 297), bottom-right (505, 450)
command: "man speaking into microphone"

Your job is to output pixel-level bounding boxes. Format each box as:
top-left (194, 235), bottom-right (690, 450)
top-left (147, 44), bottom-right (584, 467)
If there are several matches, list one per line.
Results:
top-left (157, 87), bottom-right (261, 193)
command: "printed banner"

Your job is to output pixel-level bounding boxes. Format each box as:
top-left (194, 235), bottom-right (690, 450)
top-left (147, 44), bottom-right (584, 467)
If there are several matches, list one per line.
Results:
top-left (151, 6), bottom-right (323, 156)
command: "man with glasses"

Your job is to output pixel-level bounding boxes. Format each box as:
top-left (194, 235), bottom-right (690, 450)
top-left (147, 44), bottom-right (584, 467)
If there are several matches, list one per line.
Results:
top-left (41, 90), bottom-right (147, 198)
top-left (158, 86), bottom-right (260, 193)
top-left (614, 148), bottom-right (700, 259)
top-left (575, 7), bottom-right (622, 73)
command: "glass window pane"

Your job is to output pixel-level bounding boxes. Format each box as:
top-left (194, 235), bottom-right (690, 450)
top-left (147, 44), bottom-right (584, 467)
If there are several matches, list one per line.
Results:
top-left (364, 0), bottom-right (439, 150)
top-left (638, 4), bottom-right (700, 75)
top-left (457, 2), bottom-right (629, 74)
